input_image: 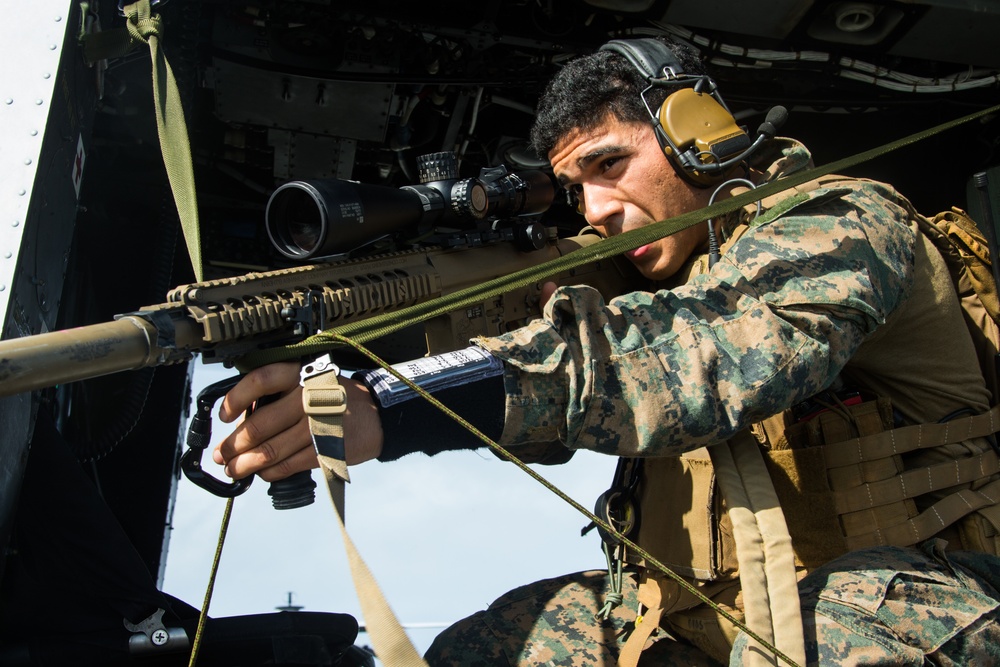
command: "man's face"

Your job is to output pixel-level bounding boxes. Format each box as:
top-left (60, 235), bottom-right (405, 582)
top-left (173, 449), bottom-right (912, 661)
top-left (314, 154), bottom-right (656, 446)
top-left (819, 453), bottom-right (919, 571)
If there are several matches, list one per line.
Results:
top-left (549, 115), bottom-right (710, 280)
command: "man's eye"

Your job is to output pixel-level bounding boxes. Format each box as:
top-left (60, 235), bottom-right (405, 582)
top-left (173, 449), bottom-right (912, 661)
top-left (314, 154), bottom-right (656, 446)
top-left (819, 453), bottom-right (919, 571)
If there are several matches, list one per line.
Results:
top-left (600, 156), bottom-right (622, 172)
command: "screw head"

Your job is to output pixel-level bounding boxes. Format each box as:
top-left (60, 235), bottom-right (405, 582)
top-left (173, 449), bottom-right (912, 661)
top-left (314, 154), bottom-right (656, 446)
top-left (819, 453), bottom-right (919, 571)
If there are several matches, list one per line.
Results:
top-left (151, 629), bottom-right (169, 646)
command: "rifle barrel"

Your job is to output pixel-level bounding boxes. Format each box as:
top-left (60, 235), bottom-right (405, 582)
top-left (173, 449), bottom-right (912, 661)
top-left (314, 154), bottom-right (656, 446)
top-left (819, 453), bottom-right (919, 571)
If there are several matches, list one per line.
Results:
top-left (0, 316), bottom-right (166, 396)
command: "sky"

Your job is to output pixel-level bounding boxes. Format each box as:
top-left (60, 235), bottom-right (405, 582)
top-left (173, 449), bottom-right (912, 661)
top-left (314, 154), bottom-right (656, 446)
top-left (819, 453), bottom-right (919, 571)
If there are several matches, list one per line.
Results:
top-left (161, 358), bottom-right (620, 659)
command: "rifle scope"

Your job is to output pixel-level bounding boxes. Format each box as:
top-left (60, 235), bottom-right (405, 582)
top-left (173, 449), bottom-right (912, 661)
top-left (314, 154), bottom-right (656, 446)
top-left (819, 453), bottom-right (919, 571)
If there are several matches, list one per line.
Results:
top-left (265, 152), bottom-right (555, 260)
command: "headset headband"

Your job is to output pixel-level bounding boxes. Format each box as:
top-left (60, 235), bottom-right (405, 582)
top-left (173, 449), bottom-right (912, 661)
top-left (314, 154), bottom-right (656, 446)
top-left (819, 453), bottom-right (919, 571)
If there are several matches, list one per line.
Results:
top-left (599, 38), bottom-right (686, 80)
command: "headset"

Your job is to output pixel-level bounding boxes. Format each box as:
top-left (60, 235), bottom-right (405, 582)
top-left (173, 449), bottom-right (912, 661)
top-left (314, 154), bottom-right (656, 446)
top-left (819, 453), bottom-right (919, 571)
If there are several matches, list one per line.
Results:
top-left (599, 38), bottom-right (785, 187)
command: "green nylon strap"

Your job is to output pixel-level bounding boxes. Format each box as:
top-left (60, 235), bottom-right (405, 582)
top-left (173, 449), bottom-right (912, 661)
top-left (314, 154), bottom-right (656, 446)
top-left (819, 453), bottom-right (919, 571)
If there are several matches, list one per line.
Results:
top-left (187, 496), bottom-right (234, 667)
top-left (240, 102), bottom-right (1000, 370)
top-left (80, 0), bottom-right (204, 282)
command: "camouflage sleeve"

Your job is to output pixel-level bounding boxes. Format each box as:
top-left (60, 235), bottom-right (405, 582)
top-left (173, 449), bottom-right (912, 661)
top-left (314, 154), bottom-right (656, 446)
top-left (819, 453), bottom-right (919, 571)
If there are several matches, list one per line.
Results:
top-left (475, 183), bottom-right (917, 457)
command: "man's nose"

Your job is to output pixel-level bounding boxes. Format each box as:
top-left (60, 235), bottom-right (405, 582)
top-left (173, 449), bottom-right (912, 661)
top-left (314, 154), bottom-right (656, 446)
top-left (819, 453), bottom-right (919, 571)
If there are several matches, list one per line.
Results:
top-left (581, 187), bottom-right (621, 235)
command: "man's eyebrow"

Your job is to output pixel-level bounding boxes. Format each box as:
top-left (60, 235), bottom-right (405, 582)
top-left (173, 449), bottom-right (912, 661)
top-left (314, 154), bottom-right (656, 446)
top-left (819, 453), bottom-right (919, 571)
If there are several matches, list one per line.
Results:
top-left (555, 144), bottom-right (628, 186)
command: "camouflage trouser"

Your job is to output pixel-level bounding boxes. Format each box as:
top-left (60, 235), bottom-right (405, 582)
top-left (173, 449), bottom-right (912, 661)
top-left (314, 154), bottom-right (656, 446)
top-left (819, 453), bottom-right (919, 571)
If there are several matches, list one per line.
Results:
top-left (424, 569), bottom-right (720, 667)
top-left (424, 541), bottom-right (1000, 666)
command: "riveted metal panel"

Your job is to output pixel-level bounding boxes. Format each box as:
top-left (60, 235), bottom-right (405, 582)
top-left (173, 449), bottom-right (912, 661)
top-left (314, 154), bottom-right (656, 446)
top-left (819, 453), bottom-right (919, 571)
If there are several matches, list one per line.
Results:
top-left (0, 0), bottom-right (91, 572)
top-left (0, 4), bottom-right (74, 324)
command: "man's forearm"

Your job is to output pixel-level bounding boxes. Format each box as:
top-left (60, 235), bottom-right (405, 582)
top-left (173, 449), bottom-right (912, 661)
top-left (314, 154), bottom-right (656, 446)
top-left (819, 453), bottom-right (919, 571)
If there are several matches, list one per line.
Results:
top-left (373, 373), bottom-right (506, 461)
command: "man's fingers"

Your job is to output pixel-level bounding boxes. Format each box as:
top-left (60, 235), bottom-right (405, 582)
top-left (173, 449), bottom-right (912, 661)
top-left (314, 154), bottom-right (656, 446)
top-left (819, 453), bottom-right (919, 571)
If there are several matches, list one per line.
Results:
top-left (212, 366), bottom-right (384, 478)
top-left (217, 406), bottom-right (314, 479)
top-left (219, 362), bottom-right (301, 422)
top-left (255, 444), bottom-right (320, 483)
top-left (215, 387), bottom-right (305, 463)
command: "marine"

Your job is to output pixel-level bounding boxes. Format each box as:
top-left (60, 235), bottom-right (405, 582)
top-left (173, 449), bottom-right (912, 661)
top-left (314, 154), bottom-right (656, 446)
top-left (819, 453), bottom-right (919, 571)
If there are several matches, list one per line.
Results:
top-left (216, 35), bottom-right (1000, 665)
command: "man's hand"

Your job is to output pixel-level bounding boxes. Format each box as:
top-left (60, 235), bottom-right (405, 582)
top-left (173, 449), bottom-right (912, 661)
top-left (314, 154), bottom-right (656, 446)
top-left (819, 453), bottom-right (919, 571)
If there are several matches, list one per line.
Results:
top-left (541, 281), bottom-right (558, 310)
top-left (212, 362), bottom-right (384, 482)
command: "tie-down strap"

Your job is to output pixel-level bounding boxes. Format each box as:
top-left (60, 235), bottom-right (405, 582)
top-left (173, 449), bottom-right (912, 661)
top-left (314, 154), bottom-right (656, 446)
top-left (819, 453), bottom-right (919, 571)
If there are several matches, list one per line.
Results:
top-left (301, 355), bottom-right (428, 667)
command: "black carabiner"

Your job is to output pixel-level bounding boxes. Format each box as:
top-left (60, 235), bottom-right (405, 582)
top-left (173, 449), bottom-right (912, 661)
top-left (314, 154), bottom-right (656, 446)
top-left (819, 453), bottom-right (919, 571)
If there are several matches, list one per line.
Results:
top-left (181, 374), bottom-right (254, 498)
top-left (593, 486), bottom-right (641, 546)
top-left (581, 457), bottom-right (644, 543)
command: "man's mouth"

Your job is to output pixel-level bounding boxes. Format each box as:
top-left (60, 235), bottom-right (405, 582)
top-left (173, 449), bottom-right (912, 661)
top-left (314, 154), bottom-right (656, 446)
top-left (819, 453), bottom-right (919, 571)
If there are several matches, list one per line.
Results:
top-left (625, 244), bottom-right (650, 261)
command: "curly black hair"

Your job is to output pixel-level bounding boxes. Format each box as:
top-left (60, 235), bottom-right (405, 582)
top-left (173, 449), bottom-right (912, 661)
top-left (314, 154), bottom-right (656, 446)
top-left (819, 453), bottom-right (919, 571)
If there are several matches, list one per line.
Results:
top-left (529, 36), bottom-right (705, 159)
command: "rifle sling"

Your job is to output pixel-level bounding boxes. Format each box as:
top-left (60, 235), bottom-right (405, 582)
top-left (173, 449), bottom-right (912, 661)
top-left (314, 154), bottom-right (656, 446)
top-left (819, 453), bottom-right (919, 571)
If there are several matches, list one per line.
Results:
top-left (301, 364), bottom-right (429, 667)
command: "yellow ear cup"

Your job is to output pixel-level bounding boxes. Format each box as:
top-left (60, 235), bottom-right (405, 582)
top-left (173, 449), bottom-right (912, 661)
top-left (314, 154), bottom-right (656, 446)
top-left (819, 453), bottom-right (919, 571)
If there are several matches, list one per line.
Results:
top-left (657, 88), bottom-right (750, 184)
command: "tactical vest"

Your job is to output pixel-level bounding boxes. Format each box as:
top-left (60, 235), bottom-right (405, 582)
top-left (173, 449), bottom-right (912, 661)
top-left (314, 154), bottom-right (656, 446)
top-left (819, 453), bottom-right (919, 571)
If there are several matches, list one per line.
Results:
top-left (624, 176), bottom-right (1000, 663)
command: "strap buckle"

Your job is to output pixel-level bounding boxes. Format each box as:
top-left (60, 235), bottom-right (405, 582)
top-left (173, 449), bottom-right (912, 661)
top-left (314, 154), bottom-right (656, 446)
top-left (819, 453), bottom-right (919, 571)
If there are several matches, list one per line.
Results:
top-left (301, 354), bottom-right (346, 417)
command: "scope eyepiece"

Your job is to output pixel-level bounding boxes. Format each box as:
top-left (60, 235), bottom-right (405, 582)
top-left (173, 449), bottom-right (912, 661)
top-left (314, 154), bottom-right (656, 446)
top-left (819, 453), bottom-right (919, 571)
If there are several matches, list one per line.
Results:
top-left (446, 168), bottom-right (556, 221)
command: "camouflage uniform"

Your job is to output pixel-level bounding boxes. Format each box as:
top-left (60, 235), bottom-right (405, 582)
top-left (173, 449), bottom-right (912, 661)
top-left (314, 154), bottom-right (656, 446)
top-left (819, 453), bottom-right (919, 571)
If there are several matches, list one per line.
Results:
top-left (424, 569), bottom-right (722, 666)
top-left (426, 141), bottom-right (1000, 665)
top-left (424, 543), bottom-right (1000, 666)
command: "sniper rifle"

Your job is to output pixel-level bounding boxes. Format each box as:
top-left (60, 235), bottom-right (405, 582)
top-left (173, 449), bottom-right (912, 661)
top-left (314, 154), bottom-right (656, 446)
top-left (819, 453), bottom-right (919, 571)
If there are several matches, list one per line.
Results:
top-left (0, 154), bottom-right (641, 506)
